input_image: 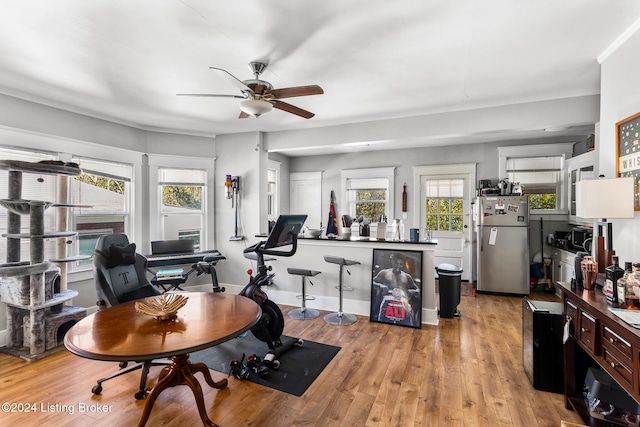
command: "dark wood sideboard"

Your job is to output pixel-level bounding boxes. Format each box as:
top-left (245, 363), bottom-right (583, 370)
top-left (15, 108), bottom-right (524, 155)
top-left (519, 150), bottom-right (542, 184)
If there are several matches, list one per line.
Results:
top-left (558, 281), bottom-right (640, 426)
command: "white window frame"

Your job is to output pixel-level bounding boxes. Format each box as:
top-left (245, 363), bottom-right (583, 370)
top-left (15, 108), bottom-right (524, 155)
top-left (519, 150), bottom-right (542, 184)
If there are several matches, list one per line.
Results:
top-left (0, 129), bottom-right (144, 280)
top-left (146, 154), bottom-right (214, 253)
top-left (0, 146), bottom-right (58, 264)
top-left (69, 155), bottom-right (134, 272)
top-left (498, 143), bottom-right (573, 214)
top-left (341, 167), bottom-right (395, 221)
top-left (157, 166), bottom-right (207, 251)
top-left (267, 160), bottom-right (280, 221)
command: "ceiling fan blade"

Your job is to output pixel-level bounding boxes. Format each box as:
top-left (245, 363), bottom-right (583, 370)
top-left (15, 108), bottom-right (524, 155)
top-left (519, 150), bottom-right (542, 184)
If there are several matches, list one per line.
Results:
top-left (209, 67), bottom-right (253, 95)
top-left (272, 100), bottom-right (315, 119)
top-left (269, 85), bottom-right (324, 99)
top-left (176, 93), bottom-right (247, 99)
top-left (238, 111), bottom-right (250, 119)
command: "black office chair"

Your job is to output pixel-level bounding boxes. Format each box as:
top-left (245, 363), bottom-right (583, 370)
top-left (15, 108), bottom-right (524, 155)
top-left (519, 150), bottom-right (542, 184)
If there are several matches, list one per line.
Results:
top-left (92, 233), bottom-right (170, 399)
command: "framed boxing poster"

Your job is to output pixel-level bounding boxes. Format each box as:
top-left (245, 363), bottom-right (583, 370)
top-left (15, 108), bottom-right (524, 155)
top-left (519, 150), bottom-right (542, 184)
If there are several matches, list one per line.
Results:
top-left (370, 249), bottom-right (422, 328)
top-left (617, 111), bottom-right (640, 210)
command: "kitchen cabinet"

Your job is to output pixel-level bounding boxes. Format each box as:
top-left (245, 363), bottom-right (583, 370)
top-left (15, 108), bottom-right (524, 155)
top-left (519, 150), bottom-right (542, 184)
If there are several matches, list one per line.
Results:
top-left (551, 247), bottom-right (575, 285)
top-left (566, 150), bottom-right (597, 225)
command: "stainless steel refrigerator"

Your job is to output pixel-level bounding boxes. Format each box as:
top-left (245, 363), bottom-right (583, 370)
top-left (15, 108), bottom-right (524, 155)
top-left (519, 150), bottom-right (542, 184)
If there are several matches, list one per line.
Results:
top-left (476, 196), bottom-right (530, 295)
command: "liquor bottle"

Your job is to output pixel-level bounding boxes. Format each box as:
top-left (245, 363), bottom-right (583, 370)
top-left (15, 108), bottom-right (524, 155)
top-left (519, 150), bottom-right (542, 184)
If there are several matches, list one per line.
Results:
top-left (621, 262), bottom-right (636, 307)
top-left (605, 256), bottom-right (624, 304)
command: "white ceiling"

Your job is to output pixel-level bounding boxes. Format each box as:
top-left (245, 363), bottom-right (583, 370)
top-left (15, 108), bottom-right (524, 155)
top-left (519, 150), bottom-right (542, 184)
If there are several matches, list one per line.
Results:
top-left (1, 1), bottom-right (639, 155)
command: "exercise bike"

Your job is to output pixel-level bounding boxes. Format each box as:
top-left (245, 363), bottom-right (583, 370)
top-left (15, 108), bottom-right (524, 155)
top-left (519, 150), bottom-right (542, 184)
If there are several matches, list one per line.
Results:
top-left (237, 214), bottom-right (308, 370)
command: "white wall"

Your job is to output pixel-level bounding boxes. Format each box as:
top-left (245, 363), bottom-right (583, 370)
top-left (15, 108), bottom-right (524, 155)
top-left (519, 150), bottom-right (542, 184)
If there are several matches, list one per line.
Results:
top-left (212, 132), bottom-right (267, 289)
top-left (599, 29), bottom-right (640, 263)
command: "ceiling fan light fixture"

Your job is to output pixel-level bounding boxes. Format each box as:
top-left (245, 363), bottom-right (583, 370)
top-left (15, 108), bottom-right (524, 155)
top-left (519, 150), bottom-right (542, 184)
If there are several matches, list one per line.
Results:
top-left (240, 99), bottom-right (273, 117)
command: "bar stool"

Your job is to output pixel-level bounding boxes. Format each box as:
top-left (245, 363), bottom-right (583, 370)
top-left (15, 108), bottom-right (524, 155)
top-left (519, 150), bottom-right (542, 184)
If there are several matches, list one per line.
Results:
top-left (323, 255), bottom-right (360, 325)
top-left (286, 268), bottom-right (321, 319)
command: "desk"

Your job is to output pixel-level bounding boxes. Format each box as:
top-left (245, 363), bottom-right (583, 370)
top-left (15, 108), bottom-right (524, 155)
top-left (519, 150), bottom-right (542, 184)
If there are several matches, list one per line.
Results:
top-left (558, 281), bottom-right (640, 425)
top-left (145, 250), bottom-right (226, 292)
top-left (64, 292), bottom-right (261, 427)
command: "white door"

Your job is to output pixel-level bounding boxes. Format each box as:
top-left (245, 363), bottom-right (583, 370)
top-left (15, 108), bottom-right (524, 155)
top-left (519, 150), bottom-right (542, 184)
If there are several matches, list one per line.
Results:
top-left (414, 164), bottom-right (475, 282)
top-left (290, 172), bottom-right (323, 229)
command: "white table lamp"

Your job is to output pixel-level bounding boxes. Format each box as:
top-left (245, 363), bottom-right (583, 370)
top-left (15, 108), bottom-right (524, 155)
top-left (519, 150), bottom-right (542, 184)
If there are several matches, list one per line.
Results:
top-left (576, 176), bottom-right (634, 271)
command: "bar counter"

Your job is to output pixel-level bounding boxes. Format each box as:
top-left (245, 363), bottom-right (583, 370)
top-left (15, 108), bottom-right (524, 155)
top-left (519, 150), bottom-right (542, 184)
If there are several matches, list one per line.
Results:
top-left (265, 236), bottom-right (439, 325)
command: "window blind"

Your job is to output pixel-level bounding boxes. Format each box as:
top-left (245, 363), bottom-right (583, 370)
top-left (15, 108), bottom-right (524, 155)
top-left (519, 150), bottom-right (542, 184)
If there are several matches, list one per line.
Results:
top-left (158, 167), bottom-right (206, 185)
top-left (506, 156), bottom-right (561, 194)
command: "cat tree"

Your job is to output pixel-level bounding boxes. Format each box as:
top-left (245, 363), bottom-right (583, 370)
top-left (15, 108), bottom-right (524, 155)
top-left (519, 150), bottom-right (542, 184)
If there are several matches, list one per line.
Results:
top-left (0, 159), bottom-right (87, 361)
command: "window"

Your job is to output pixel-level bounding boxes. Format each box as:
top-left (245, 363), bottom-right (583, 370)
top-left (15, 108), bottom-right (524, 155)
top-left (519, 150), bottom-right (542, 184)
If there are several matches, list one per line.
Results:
top-left (0, 147), bottom-right (58, 263)
top-left (347, 178), bottom-right (389, 220)
top-left (158, 167), bottom-right (206, 250)
top-left (425, 179), bottom-right (464, 231)
top-left (498, 144), bottom-right (573, 213)
top-left (342, 167), bottom-right (395, 222)
top-left (267, 161), bottom-right (280, 220)
top-left (70, 156), bottom-right (133, 268)
top-left (505, 156), bottom-right (562, 210)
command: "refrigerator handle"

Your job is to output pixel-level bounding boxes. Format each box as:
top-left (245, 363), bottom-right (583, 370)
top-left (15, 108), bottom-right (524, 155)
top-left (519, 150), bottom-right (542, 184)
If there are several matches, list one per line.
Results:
top-left (478, 198), bottom-right (484, 252)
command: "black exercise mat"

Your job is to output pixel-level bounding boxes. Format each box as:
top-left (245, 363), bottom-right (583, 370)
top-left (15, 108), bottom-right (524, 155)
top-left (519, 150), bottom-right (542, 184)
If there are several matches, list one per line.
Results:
top-left (190, 334), bottom-right (340, 396)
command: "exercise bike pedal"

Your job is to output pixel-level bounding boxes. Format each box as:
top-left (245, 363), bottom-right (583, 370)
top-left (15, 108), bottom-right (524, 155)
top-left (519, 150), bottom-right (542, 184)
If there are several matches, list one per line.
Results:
top-left (229, 353), bottom-right (251, 380)
top-left (246, 354), bottom-right (269, 377)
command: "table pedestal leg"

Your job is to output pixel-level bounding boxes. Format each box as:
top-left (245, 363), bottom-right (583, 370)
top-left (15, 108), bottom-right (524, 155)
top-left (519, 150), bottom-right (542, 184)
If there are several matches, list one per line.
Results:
top-left (137, 354), bottom-right (228, 427)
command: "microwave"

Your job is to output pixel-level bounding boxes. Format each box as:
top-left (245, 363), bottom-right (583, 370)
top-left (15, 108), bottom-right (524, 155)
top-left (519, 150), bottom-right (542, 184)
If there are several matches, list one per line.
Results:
top-left (571, 226), bottom-right (593, 251)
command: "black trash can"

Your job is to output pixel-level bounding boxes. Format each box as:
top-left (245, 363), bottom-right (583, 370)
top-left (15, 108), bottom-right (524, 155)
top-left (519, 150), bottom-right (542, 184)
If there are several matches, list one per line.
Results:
top-left (436, 263), bottom-right (463, 318)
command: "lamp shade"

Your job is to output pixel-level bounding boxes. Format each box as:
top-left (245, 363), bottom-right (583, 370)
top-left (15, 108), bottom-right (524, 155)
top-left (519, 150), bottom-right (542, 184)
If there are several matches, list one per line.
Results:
top-left (240, 99), bottom-right (273, 117)
top-left (576, 177), bottom-right (634, 219)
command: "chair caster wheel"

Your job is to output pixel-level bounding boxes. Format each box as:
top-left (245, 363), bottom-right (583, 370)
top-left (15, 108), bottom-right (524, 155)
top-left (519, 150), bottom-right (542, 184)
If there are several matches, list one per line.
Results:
top-left (134, 389), bottom-right (148, 400)
top-left (92, 384), bottom-right (102, 395)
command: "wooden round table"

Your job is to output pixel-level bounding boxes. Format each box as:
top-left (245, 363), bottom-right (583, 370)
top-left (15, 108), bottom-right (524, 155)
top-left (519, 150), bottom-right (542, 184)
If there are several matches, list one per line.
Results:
top-left (64, 292), bottom-right (261, 427)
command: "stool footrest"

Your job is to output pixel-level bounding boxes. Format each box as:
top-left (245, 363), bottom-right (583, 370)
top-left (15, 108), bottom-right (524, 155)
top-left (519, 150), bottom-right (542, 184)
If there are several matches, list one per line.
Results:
top-left (335, 285), bottom-right (354, 292)
top-left (296, 294), bottom-right (316, 300)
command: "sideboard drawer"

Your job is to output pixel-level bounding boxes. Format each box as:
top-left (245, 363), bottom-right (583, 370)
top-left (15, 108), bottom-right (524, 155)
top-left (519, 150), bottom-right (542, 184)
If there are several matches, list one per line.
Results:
top-left (603, 326), bottom-right (632, 360)
top-left (603, 347), bottom-right (634, 389)
top-left (565, 299), bottom-right (578, 336)
top-left (579, 310), bottom-right (598, 355)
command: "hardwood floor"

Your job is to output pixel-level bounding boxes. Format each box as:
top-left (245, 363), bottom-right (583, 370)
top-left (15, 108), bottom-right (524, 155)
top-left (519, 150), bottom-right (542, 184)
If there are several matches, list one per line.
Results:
top-left (0, 291), bottom-right (584, 427)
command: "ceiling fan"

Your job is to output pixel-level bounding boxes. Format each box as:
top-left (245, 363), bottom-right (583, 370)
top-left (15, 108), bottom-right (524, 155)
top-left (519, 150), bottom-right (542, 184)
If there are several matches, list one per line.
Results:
top-left (178, 61), bottom-right (323, 119)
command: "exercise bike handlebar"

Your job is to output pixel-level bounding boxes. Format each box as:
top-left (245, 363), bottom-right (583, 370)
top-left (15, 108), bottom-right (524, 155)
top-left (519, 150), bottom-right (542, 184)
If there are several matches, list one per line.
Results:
top-left (243, 232), bottom-right (299, 259)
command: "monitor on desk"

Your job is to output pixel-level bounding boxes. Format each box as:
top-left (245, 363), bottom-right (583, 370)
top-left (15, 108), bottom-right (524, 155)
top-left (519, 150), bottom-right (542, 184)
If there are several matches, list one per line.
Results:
top-left (264, 215), bottom-right (307, 249)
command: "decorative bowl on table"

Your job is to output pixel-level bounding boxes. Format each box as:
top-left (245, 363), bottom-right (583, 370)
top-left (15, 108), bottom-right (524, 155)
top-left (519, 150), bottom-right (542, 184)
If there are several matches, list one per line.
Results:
top-left (135, 294), bottom-right (188, 321)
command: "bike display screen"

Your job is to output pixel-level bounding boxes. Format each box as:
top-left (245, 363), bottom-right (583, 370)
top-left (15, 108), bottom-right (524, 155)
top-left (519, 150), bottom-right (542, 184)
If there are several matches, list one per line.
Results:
top-left (264, 215), bottom-right (307, 249)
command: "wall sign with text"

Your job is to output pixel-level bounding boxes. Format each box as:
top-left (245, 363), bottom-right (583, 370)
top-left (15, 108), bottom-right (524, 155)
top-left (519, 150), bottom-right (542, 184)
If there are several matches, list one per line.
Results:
top-left (617, 111), bottom-right (640, 210)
